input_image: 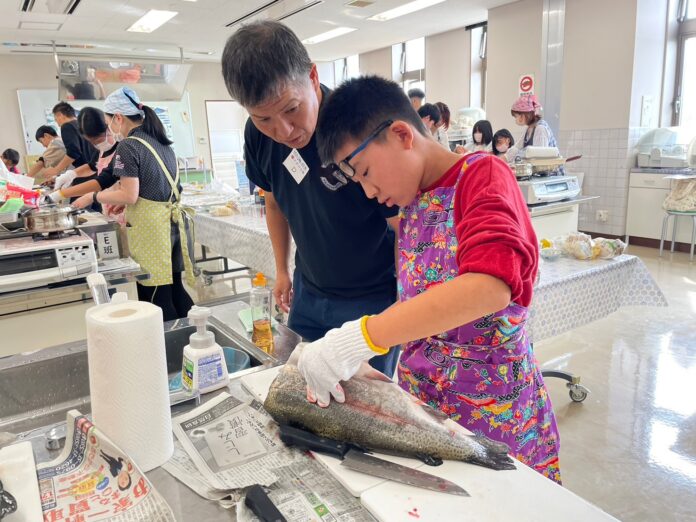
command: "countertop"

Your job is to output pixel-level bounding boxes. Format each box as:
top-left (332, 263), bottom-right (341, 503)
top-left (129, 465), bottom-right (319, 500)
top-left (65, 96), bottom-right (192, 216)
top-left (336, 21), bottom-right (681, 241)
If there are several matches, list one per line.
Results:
top-left (528, 195), bottom-right (599, 216)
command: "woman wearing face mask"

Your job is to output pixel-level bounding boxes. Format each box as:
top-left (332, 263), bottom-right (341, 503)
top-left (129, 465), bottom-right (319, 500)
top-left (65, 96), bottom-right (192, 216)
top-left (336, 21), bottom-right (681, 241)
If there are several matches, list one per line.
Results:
top-left (511, 94), bottom-right (564, 175)
top-left (47, 107), bottom-right (119, 209)
top-left (492, 128), bottom-right (518, 163)
top-left (88, 87), bottom-right (195, 321)
top-left (455, 119), bottom-right (493, 154)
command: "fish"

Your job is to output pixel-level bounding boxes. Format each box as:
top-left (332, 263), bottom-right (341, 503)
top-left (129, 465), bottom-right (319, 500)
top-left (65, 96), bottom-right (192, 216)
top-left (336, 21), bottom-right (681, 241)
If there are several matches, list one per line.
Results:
top-left (263, 348), bottom-right (517, 471)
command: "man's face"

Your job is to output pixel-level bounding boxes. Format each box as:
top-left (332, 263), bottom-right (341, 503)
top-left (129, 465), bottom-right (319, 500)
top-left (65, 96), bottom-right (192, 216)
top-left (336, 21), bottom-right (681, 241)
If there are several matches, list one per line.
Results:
top-left (53, 112), bottom-right (68, 126)
top-left (410, 98), bottom-right (422, 110)
top-left (333, 121), bottom-right (422, 208)
top-left (421, 116), bottom-right (435, 133)
top-left (246, 65), bottom-right (321, 150)
top-left (38, 134), bottom-right (52, 148)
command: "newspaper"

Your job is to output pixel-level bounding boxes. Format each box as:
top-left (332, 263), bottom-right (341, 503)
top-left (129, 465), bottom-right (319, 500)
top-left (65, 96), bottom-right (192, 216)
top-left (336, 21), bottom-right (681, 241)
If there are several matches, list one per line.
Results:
top-left (171, 392), bottom-right (299, 491)
top-left (37, 410), bottom-right (175, 522)
top-left (237, 456), bottom-right (377, 522)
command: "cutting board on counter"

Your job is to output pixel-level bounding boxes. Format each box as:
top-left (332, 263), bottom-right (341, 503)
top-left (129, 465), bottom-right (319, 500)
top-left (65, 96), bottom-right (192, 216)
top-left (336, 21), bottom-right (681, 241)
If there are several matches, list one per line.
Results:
top-left (240, 367), bottom-right (429, 497)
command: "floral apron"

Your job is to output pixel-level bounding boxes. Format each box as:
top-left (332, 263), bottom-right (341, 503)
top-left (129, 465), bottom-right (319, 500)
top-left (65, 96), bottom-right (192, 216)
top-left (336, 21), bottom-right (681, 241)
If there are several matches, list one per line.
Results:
top-left (125, 137), bottom-right (196, 287)
top-left (396, 152), bottom-right (562, 483)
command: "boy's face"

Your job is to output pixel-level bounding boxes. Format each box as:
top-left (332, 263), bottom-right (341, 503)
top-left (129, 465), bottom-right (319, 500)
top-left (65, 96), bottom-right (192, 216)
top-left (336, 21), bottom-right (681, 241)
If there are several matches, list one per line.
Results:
top-left (1, 157), bottom-right (10, 169)
top-left (246, 64), bottom-right (321, 150)
top-left (333, 121), bottom-right (422, 207)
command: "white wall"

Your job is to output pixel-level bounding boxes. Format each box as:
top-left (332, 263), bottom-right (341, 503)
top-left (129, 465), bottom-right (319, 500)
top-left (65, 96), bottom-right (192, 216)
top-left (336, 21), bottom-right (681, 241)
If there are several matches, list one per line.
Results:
top-left (486, 0), bottom-right (543, 131)
top-left (359, 47), bottom-right (392, 79)
top-left (425, 27), bottom-right (471, 113)
top-left (0, 55), bottom-right (229, 170)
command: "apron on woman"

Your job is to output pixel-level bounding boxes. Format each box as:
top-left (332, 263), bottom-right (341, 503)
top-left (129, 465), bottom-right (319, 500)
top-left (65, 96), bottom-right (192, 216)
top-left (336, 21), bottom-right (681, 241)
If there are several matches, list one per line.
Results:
top-left (124, 137), bottom-right (196, 287)
top-left (396, 152), bottom-right (562, 484)
top-left (522, 119), bottom-right (565, 176)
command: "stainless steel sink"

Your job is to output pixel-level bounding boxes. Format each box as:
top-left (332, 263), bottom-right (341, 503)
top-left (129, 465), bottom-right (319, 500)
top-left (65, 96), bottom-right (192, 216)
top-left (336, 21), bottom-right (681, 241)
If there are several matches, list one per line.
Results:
top-left (0, 317), bottom-right (274, 437)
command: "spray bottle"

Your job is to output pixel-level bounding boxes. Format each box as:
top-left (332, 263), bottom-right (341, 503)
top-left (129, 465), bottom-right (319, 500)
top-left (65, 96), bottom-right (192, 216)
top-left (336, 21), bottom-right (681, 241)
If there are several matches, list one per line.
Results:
top-left (181, 306), bottom-right (229, 394)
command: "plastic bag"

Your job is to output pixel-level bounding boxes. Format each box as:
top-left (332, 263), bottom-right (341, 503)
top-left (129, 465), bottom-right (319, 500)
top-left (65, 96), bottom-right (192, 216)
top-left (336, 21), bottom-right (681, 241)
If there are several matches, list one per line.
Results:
top-left (553, 233), bottom-right (625, 260)
top-left (663, 178), bottom-right (696, 212)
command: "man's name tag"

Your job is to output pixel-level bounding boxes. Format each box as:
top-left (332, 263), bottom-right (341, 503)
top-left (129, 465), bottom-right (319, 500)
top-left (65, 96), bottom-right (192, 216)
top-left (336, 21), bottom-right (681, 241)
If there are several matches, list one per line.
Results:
top-left (283, 148), bottom-right (309, 184)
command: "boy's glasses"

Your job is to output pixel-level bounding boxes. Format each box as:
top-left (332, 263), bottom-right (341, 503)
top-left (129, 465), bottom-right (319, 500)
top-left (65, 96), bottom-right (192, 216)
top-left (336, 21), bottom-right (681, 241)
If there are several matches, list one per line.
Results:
top-left (320, 119), bottom-right (393, 191)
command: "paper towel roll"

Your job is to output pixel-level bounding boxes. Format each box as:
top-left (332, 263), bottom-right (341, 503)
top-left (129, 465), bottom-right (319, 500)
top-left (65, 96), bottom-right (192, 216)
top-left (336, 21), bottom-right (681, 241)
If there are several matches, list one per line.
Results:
top-left (86, 300), bottom-right (173, 472)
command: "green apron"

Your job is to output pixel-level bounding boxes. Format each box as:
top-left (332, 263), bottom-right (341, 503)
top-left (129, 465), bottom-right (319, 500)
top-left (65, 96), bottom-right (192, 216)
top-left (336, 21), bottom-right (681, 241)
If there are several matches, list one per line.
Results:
top-left (124, 137), bottom-right (196, 287)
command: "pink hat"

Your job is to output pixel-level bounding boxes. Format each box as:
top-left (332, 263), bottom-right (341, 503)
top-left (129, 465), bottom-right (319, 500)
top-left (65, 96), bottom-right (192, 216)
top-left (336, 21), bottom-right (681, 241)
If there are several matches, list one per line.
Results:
top-left (511, 94), bottom-right (541, 113)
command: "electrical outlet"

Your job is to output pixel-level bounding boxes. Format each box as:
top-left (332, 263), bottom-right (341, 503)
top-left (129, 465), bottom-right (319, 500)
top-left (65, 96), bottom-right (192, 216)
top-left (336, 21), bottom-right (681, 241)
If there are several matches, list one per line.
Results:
top-left (596, 210), bottom-right (609, 222)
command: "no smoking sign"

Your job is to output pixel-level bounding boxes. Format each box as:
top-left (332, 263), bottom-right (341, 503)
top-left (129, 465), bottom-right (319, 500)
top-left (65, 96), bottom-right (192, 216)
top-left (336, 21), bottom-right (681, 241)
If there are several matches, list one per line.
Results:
top-left (518, 74), bottom-right (534, 96)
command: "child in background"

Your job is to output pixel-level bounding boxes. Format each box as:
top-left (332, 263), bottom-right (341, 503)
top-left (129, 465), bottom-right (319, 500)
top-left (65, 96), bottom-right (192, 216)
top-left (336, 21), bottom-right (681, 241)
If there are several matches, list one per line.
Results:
top-left (297, 76), bottom-right (561, 483)
top-left (1, 149), bottom-right (21, 174)
top-left (492, 128), bottom-right (518, 162)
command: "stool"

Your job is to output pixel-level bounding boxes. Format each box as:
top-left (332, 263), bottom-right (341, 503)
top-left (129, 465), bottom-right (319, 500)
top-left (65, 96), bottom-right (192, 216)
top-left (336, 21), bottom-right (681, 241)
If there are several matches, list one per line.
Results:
top-left (659, 210), bottom-right (696, 261)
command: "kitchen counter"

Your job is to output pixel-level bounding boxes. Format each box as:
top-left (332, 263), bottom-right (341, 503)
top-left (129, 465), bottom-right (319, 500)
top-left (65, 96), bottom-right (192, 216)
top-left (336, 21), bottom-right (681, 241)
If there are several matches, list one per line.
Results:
top-left (528, 195), bottom-right (598, 239)
top-left (527, 195), bottom-right (599, 216)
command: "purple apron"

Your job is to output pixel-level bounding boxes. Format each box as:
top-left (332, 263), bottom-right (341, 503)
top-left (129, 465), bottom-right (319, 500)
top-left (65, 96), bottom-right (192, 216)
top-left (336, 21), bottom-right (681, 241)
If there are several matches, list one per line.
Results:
top-left (396, 153), bottom-right (562, 483)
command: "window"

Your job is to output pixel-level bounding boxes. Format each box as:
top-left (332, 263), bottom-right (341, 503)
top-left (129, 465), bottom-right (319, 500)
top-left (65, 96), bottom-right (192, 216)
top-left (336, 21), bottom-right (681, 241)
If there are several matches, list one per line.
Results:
top-left (333, 54), bottom-right (360, 86)
top-left (675, 0), bottom-right (696, 125)
top-left (392, 37), bottom-right (426, 97)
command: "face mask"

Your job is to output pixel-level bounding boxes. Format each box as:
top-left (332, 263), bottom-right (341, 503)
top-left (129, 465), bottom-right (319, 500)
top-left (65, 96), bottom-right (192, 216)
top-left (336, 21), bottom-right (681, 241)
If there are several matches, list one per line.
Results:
top-left (108, 117), bottom-right (124, 142)
top-left (497, 145), bottom-right (509, 154)
top-left (473, 132), bottom-right (483, 143)
top-left (95, 130), bottom-right (116, 153)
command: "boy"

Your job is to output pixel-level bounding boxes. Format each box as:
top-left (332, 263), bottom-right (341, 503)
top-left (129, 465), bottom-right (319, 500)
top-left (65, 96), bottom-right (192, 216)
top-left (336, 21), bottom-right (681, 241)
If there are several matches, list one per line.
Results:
top-left (1, 149), bottom-right (21, 174)
top-left (297, 76), bottom-right (561, 483)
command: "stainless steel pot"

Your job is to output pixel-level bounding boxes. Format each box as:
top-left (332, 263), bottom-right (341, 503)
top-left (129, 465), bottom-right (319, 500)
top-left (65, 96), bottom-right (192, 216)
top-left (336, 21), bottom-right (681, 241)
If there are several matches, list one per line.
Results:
top-left (23, 205), bottom-right (83, 233)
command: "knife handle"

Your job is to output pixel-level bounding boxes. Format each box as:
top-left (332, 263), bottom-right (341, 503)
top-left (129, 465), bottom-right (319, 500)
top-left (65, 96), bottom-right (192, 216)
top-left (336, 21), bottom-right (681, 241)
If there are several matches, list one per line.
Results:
top-left (278, 424), bottom-right (349, 458)
top-left (245, 485), bottom-right (287, 522)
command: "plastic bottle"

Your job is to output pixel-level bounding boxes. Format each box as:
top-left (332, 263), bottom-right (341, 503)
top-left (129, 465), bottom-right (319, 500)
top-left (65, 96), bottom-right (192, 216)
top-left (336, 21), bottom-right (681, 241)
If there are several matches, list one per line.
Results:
top-left (181, 306), bottom-right (229, 394)
top-left (250, 273), bottom-right (274, 353)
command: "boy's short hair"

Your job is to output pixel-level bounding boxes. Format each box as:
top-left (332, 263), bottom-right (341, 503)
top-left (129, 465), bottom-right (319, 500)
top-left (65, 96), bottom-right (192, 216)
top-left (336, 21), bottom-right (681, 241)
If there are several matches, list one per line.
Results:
top-left (35, 125), bottom-right (58, 140)
top-left (407, 88), bottom-right (425, 101)
top-left (1, 148), bottom-right (20, 166)
top-left (316, 76), bottom-right (428, 165)
top-left (52, 102), bottom-right (76, 118)
top-left (417, 103), bottom-right (441, 124)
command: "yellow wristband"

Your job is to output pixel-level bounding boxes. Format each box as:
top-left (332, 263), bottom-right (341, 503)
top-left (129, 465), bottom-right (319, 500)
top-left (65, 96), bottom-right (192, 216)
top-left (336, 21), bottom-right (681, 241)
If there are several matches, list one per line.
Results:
top-left (360, 315), bottom-right (388, 355)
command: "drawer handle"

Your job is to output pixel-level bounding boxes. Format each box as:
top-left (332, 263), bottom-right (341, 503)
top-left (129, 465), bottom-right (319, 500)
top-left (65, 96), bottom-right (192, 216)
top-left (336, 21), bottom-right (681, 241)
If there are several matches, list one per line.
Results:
top-left (644, 179), bottom-right (656, 185)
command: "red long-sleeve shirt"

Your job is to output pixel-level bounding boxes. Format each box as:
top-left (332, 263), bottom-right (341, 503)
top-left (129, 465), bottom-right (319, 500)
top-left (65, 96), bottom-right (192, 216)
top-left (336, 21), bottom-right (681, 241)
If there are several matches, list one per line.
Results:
top-left (422, 154), bottom-right (538, 307)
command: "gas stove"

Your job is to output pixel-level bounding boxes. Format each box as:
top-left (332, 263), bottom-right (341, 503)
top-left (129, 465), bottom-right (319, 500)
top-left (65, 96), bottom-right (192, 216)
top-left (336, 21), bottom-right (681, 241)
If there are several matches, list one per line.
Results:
top-left (0, 229), bottom-right (98, 293)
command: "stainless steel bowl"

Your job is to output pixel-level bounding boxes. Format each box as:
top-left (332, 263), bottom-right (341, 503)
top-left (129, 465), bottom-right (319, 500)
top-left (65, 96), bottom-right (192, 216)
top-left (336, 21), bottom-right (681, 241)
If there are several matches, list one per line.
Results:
top-left (23, 205), bottom-right (82, 233)
top-left (511, 162), bottom-right (533, 179)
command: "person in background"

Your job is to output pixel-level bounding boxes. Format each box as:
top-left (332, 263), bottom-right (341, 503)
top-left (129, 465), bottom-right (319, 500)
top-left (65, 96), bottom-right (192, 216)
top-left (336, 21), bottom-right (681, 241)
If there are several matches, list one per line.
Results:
top-left (492, 128), bottom-right (518, 162)
top-left (469, 119), bottom-right (493, 152)
top-left (27, 126), bottom-right (68, 180)
top-left (1, 149), bottom-right (21, 174)
top-left (433, 102), bottom-right (451, 150)
top-left (87, 87), bottom-right (195, 321)
top-left (221, 21), bottom-right (400, 378)
top-left (47, 108), bottom-right (119, 212)
top-left (511, 94), bottom-right (565, 175)
top-left (408, 88), bottom-right (425, 110)
top-left (41, 102), bottom-right (98, 192)
top-left (417, 103), bottom-right (441, 137)
top-left (300, 75), bottom-right (561, 484)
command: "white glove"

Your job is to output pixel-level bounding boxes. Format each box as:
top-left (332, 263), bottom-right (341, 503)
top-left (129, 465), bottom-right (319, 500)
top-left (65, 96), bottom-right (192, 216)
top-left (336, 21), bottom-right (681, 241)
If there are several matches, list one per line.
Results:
top-left (47, 190), bottom-right (66, 203)
top-left (54, 170), bottom-right (77, 190)
top-left (297, 317), bottom-right (381, 407)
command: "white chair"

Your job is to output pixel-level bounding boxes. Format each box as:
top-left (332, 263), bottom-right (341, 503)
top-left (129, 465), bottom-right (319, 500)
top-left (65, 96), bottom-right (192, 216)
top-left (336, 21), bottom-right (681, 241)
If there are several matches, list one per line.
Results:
top-left (659, 210), bottom-right (696, 261)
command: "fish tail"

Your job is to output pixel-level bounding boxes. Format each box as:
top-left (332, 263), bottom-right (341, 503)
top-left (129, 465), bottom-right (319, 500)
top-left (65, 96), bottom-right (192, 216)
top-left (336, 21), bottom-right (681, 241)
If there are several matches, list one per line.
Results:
top-left (468, 434), bottom-right (517, 471)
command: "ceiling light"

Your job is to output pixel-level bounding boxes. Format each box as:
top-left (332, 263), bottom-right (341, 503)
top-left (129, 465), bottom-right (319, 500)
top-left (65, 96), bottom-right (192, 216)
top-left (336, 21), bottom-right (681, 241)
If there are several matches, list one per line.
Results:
top-left (368, 0), bottom-right (446, 21)
top-left (302, 27), bottom-right (356, 45)
top-left (127, 10), bottom-right (178, 33)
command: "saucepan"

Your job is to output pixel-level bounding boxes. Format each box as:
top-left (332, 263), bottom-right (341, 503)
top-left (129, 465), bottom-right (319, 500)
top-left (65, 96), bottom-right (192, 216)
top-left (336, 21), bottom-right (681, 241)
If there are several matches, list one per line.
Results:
top-left (22, 205), bottom-right (84, 233)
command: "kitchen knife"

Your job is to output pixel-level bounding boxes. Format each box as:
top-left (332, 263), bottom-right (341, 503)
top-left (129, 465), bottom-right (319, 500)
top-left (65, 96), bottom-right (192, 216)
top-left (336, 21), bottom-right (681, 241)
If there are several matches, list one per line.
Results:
top-left (278, 425), bottom-right (469, 497)
top-left (245, 484), bottom-right (286, 522)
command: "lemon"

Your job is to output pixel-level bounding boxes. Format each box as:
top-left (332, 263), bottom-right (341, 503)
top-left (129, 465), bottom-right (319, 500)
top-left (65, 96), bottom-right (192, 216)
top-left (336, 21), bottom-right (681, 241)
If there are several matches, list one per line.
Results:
top-left (540, 238), bottom-right (552, 249)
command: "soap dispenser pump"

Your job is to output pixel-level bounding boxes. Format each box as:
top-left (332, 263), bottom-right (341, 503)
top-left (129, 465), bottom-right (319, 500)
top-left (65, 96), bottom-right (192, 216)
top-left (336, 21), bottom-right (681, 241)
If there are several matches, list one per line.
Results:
top-left (181, 306), bottom-right (229, 394)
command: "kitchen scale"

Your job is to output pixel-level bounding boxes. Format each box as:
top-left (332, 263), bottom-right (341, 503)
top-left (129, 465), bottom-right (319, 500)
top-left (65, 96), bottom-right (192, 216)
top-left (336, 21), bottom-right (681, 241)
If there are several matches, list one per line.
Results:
top-left (517, 175), bottom-right (582, 205)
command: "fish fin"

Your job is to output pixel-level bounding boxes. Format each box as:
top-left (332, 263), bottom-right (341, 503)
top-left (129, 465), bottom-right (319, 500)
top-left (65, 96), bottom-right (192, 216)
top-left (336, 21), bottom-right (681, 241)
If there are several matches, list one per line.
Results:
top-left (419, 403), bottom-right (450, 422)
top-left (470, 435), bottom-right (517, 471)
top-left (416, 453), bottom-right (443, 466)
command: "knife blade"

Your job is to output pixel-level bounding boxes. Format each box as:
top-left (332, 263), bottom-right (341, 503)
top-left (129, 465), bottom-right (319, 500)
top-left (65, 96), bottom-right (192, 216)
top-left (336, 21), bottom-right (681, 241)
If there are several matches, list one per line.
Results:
top-left (278, 424), bottom-right (469, 497)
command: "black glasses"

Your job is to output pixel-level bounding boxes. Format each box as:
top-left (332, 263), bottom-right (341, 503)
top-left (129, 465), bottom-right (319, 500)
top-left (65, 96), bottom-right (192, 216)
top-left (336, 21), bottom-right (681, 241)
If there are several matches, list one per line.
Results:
top-left (320, 120), bottom-right (393, 191)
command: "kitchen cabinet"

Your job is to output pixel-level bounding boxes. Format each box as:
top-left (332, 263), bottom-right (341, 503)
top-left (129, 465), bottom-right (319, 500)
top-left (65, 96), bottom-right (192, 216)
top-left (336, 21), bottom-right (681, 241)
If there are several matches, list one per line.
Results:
top-left (528, 196), bottom-right (598, 240)
top-left (626, 172), bottom-right (694, 243)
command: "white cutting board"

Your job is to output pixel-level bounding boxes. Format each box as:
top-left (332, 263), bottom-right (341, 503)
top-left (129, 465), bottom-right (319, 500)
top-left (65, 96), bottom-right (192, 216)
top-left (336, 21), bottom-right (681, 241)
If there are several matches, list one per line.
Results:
top-left (361, 458), bottom-right (618, 522)
top-left (240, 367), bottom-right (429, 496)
top-left (0, 442), bottom-right (43, 522)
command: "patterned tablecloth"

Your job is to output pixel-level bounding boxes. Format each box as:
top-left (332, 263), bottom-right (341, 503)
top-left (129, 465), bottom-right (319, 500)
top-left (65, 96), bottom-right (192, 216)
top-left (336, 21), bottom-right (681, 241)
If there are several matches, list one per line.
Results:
top-left (193, 209), bottom-right (295, 279)
top-left (529, 254), bottom-right (668, 342)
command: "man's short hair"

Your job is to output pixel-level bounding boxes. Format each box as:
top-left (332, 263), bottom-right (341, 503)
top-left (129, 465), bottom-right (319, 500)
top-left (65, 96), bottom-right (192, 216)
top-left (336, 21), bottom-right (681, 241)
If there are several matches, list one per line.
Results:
top-left (35, 125), bottom-right (58, 140)
top-left (221, 21), bottom-right (313, 107)
top-left (407, 88), bottom-right (425, 101)
top-left (52, 102), bottom-right (76, 118)
top-left (316, 75), bottom-right (428, 165)
top-left (417, 103), bottom-right (441, 125)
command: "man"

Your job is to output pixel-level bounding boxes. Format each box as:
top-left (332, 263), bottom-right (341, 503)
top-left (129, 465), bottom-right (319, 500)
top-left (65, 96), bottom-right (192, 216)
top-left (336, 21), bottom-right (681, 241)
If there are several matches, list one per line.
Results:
top-left (418, 103), bottom-right (441, 137)
top-left (27, 126), bottom-right (68, 179)
top-left (221, 21), bottom-right (400, 377)
top-left (407, 88), bottom-right (425, 110)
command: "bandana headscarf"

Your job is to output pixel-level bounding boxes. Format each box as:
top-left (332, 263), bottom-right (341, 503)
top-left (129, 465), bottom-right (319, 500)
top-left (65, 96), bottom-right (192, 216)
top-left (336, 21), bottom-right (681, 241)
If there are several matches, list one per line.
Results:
top-left (511, 94), bottom-right (541, 114)
top-left (104, 87), bottom-right (145, 117)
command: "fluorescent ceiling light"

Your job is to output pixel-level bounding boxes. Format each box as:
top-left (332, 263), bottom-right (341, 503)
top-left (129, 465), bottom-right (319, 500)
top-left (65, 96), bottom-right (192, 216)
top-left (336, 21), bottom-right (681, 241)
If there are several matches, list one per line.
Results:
top-left (368, 0), bottom-right (446, 21)
top-left (127, 10), bottom-right (178, 33)
top-left (302, 27), bottom-right (356, 44)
